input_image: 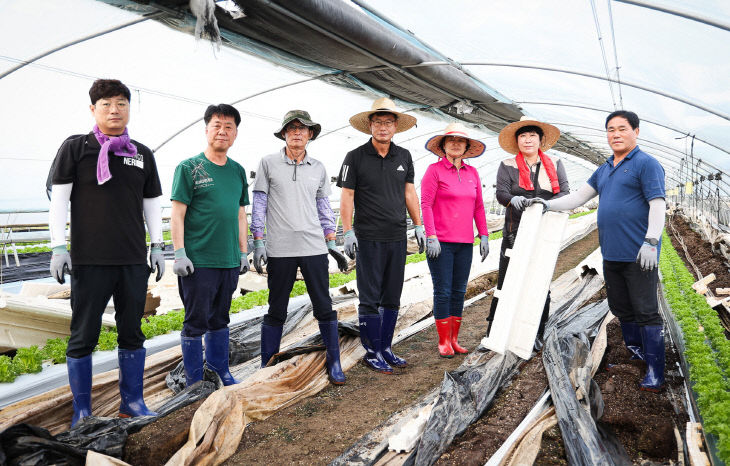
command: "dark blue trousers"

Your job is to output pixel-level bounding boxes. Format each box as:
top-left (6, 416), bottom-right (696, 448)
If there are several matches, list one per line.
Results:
top-left (178, 267), bottom-right (239, 337)
top-left (603, 260), bottom-right (661, 326)
top-left (264, 254), bottom-right (335, 326)
top-left (356, 239), bottom-right (407, 316)
top-left (67, 264), bottom-right (149, 358)
top-left (427, 242), bottom-right (473, 320)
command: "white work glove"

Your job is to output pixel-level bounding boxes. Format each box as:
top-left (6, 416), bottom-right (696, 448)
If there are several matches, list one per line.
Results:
top-left (426, 237), bottom-right (441, 259)
top-left (479, 235), bottom-right (489, 262)
top-left (173, 248), bottom-right (195, 277)
top-left (344, 230), bottom-right (358, 260)
top-left (510, 195), bottom-right (528, 211)
top-left (253, 239), bottom-right (268, 274)
top-left (240, 251), bottom-right (249, 275)
top-left (50, 245), bottom-right (72, 284)
top-left (414, 225), bottom-right (426, 253)
top-left (149, 245), bottom-right (165, 281)
top-left (327, 240), bottom-right (349, 272)
top-left (636, 241), bottom-right (658, 271)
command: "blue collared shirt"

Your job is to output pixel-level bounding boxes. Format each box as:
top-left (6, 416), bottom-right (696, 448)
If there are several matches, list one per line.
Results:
top-left (587, 146), bottom-right (665, 261)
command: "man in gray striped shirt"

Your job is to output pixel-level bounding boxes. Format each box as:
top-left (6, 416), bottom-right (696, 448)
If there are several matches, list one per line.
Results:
top-left (251, 110), bottom-right (348, 385)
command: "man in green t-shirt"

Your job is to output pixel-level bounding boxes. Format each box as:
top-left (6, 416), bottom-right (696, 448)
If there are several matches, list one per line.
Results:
top-left (170, 104), bottom-right (249, 387)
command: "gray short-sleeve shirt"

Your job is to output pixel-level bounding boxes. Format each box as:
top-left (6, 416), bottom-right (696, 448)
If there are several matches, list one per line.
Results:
top-left (253, 149), bottom-right (331, 257)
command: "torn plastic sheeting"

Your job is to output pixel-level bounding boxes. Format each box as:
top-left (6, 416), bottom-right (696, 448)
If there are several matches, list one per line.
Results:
top-left (265, 320), bottom-right (361, 367)
top-left (542, 300), bottom-right (632, 466)
top-left (414, 350), bottom-right (522, 465)
top-left (414, 271), bottom-right (605, 465)
top-left (0, 381), bottom-right (216, 466)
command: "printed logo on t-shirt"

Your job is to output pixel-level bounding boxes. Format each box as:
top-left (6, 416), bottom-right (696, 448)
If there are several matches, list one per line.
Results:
top-left (341, 164), bottom-right (350, 181)
top-left (123, 153), bottom-right (144, 170)
top-left (396, 165), bottom-right (404, 171)
top-left (190, 161), bottom-right (214, 189)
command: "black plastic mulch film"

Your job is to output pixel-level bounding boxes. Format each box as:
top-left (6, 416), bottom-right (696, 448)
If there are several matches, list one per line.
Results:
top-left (0, 294), bottom-right (357, 465)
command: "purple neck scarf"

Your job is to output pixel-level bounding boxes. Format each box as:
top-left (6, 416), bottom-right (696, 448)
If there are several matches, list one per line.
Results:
top-left (92, 124), bottom-right (137, 185)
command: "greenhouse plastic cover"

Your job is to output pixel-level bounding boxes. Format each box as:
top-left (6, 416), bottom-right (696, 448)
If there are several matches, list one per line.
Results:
top-left (3, 0), bottom-right (729, 216)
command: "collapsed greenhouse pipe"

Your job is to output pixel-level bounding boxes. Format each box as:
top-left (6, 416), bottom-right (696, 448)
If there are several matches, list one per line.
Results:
top-left (153, 72), bottom-right (339, 152)
top-left (615, 0), bottom-right (730, 33)
top-left (403, 62), bottom-right (730, 123)
top-left (515, 101), bottom-right (730, 158)
top-left (0, 11), bottom-right (167, 81)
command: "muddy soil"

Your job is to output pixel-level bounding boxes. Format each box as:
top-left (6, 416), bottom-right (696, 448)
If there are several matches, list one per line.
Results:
top-left (122, 230), bottom-right (599, 465)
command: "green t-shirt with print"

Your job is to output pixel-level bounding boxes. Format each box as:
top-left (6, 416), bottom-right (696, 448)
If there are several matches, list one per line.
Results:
top-left (171, 153), bottom-right (249, 268)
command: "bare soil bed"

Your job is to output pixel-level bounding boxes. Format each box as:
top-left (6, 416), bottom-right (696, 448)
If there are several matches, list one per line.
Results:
top-left (123, 231), bottom-right (599, 465)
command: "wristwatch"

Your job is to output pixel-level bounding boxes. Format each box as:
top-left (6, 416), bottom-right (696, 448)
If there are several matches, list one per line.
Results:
top-left (150, 242), bottom-right (165, 250)
top-left (644, 238), bottom-right (659, 246)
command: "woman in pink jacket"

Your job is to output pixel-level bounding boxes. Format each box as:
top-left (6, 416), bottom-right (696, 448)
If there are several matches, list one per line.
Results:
top-left (421, 123), bottom-right (489, 358)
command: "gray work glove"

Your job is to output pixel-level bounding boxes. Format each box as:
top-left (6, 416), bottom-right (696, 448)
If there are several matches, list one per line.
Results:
top-left (636, 241), bottom-right (658, 271)
top-left (510, 195), bottom-right (528, 211)
top-left (414, 225), bottom-right (426, 253)
top-left (240, 251), bottom-right (249, 275)
top-left (50, 245), bottom-right (72, 284)
top-left (426, 237), bottom-right (441, 259)
top-left (253, 239), bottom-right (267, 274)
top-left (173, 248), bottom-right (194, 277)
top-left (524, 197), bottom-right (550, 213)
top-left (150, 246), bottom-right (165, 281)
top-left (344, 230), bottom-right (358, 260)
top-left (479, 235), bottom-right (489, 262)
top-left (327, 240), bottom-right (349, 272)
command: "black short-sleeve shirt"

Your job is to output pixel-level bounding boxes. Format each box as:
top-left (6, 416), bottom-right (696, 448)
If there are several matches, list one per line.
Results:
top-left (50, 132), bottom-right (163, 265)
top-left (336, 139), bottom-right (415, 241)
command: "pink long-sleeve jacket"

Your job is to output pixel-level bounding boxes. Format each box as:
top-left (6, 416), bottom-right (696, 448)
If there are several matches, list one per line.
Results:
top-left (420, 157), bottom-right (488, 243)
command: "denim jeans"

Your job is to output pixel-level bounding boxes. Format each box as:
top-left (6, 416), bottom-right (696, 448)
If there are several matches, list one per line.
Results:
top-left (427, 242), bottom-right (473, 320)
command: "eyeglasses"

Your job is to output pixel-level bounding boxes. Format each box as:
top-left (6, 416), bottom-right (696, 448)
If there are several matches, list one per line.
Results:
top-left (286, 124), bottom-right (309, 133)
top-left (371, 119), bottom-right (396, 128)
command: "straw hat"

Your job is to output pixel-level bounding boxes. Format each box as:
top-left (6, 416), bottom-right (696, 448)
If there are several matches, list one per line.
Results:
top-left (498, 116), bottom-right (560, 155)
top-left (425, 122), bottom-right (486, 159)
top-left (274, 109), bottom-right (321, 140)
top-left (349, 97), bottom-right (417, 134)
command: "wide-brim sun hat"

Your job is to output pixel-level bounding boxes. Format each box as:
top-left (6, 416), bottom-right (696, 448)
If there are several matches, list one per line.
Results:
top-left (425, 122), bottom-right (486, 159)
top-left (498, 116), bottom-right (560, 155)
top-left (274, 109), bottom-right (322, 140)
top-left (349, 97), bottom-right (417, 134)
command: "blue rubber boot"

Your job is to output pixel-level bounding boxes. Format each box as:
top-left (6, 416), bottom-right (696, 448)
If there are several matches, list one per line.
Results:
top-left (67, 355), bottom-right (92, 428)
top-left (318, 320), bottom-right (346, 385)
top-left (204, 327), bottom-right (240, 385)
top-left (620, 321), bottom-right (644, 361)
top-left (639, 325), bottom-right (665, 392)
top-left (358, 314), bottom-right (393, 374)
top-left (260, 323), bottom-right (283, 368)
top-left (118, 348), bottom-right (157, 418)
top-left (181, 335), bottom-right (203, 386)
top-left (380, 308), bottom-right (407, 367)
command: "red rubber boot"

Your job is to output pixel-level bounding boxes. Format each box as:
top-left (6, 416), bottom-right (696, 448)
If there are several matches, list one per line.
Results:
top-left (450, 317), bottom-right (469, 354)
top-left (435, 318), bottom-right (454, 358)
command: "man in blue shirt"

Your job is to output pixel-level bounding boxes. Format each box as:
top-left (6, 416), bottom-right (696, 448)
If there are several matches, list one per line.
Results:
top-left (521, 110), bottom-right (666, 392)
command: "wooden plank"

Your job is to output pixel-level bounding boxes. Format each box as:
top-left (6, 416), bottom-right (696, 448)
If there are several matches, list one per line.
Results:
top-left (686, 422), bottom-right (710, 466)
top-left (692, 274), bottom-right (716, 295)
top-left (715, 287), bottom-right (730, 295)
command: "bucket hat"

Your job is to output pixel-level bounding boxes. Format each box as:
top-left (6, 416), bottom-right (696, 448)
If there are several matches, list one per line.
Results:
top-left (274, 109), bottom-right (321, 140)
top-left (349, 97), bottom-right (417, 134)
top-left (425, 122), bottom-right (486, 159)
top-left (498, 116), bottom-right (560, 155)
